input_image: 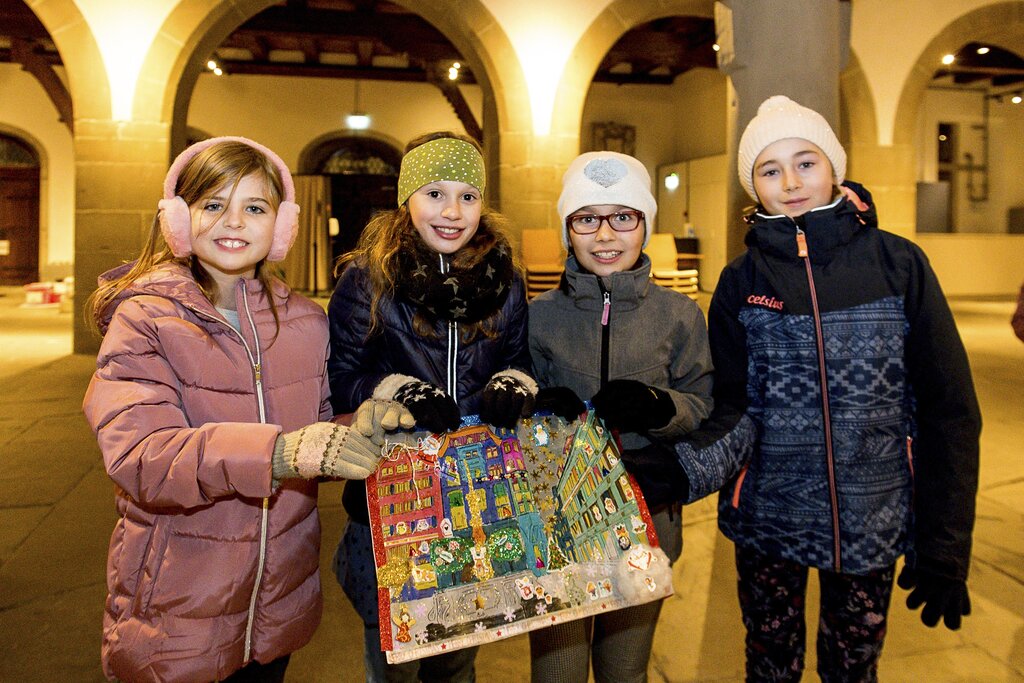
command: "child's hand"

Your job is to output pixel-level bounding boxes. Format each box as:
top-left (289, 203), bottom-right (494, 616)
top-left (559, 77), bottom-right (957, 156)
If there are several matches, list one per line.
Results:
top-left (393, 380), bottom-right (461, 434)
top-left (273, 423), bottom-right (383, 483)
top-left (592, 379), bottom-right (675, 433)
top-left (480, 371), bottom-right (537, 429)
top-left (897, 565), bottom-right (971, 630)
top-left (353, 399), bottom-right (415, 444)
top-left (534, 386), bottom-right (586, 422)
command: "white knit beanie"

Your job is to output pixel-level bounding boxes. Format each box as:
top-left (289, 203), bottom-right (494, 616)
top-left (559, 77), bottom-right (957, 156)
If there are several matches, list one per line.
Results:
top-left (737, 95), bottom-right (846, 202)
top-left (557, 151), bottom-right (657, 248)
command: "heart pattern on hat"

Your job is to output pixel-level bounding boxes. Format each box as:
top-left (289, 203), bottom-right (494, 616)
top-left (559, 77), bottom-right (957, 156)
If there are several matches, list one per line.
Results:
top-left (584, 158), bottom-right (628, 187)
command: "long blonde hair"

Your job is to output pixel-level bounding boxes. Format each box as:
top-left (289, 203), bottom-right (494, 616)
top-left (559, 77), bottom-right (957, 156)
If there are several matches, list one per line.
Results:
top-left (87, 140), bottom-right (287, 335)
top-left (336, 132), bottom-right (521, 340)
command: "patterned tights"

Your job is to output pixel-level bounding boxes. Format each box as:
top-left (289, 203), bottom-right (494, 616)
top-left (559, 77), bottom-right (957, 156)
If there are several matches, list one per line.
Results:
top-left (735, 545), bottom-right (895, 683)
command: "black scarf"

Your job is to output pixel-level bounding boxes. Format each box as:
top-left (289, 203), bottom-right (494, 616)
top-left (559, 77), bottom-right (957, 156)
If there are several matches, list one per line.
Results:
top-left (394, 232), bottom-right (514, 323)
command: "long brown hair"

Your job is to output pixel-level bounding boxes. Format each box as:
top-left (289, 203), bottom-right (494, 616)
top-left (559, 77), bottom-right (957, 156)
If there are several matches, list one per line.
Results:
top-left (87, 140), bottom-right (288, 336)
top-left (336, 132), bottom-right (522, 340)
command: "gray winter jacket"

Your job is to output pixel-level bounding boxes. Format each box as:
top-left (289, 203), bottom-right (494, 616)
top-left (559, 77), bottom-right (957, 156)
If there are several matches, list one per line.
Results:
top-left (528, 254), bottom-right (713, 452)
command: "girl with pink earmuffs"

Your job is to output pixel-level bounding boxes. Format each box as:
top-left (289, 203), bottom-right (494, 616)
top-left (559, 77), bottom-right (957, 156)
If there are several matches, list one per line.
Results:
top-left (83, 137), bottom-right (412, 683)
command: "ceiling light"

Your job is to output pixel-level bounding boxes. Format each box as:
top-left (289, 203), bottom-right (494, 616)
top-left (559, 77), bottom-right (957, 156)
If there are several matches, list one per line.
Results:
top-left (976, 46), bottom-right (990, 55)
top-left (207, 59), bottom-right (217, 70)
top-left (453, 62), bottom-right (461, 69)
top-left (664, 172), bottom-right (680, 191)
top-left (1013, 95), bottom-right (1023, 105)
top-left (938, 134), bottom-right (947, 142)
top-left (712, 43), bottom-right (720, 52)
top-left (213, 67), bottom-right (223, 76)
top-left (346, 80), bottom-right (371, 130)
top-left (941, 54), bottom-right (955, 65)
top-left (448, 67), bottom-right (459, 80)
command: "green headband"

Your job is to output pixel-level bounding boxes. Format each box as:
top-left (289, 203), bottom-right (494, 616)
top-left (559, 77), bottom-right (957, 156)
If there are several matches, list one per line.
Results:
top-left (397, 138), bottom-right (486, 206)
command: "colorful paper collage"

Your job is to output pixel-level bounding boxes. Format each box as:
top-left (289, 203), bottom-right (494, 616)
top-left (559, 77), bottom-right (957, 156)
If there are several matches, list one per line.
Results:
top-left (366, 410), bottom-right (674, 663)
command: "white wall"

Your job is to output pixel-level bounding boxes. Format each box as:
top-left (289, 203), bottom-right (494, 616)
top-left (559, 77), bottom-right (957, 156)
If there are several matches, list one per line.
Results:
top-left (0, 64), bottom-right (75, 280)
top-left (189, 74), bottom-right (484, 169)
top-left (916, 88), bottom-right (1024, 233)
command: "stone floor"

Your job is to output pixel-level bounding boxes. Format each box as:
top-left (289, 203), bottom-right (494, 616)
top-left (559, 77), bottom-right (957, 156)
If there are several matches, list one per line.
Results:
top-left (0, 286), bottom-right (1021, 682)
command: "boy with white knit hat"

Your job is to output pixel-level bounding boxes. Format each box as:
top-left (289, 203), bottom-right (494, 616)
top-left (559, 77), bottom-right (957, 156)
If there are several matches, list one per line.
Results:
top-left (527, 150), bottom-right (713, 682)
top-left (659, 96), bottom-right (980, 681)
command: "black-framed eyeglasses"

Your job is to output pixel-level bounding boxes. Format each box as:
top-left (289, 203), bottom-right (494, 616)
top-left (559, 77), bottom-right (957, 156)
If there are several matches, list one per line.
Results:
top-left (566, 210), bottom-right (645, 235)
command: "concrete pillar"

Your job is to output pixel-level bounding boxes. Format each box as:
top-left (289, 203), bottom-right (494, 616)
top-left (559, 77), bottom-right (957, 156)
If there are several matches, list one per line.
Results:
top-left (716, 0), bottom-right (848, 260)
top-left (73, 122), bottom-right (169, 354)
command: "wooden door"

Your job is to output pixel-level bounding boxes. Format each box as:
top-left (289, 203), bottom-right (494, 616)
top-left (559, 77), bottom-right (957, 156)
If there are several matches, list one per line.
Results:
top-left (0, 166), bottom-right (41, 285)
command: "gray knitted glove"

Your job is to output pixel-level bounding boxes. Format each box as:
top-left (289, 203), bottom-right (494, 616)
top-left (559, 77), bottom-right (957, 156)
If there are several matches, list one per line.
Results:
top-left (272, 422), bottom-right (382, 483)
top-left (353, 398), bottom-right (415, 444)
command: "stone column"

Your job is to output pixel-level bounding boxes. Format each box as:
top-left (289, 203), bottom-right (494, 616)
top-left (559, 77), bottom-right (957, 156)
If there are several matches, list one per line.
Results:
top-left (716, 0), bottom-right (848, 260)
top-left (73, 122), bottom-right (169, 354)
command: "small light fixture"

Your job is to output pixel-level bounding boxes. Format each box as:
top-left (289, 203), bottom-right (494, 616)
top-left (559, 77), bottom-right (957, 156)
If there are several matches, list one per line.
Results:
top-left (938, 134), bottom-right (947, 142)
top-left (345, 80), bottom-right (371, 130)
top-left (448, 61), bottom-right (461, 81)
top-left (976, 46), bottom-right (990, 55)
top-left (712, 43), bottom-right (720, 52)
top-left (664, 172), bottom-right (680, 191)
top-left (1013, 94), bottom-right (1023, 105)
top-left (206, 58), bottom-right (224, 76)
top-left (941, 54), bottom-right (955, 65)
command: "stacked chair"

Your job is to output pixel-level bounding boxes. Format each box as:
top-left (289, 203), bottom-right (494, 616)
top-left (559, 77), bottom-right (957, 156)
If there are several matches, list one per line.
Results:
top-left (520, 228), bottom-right (565, 299)
top-left (646, 233), bottom-right (699, 298)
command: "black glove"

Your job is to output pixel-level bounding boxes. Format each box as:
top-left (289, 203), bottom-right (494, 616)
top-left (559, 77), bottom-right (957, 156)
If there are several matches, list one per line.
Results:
top-left (534, 386), bottom-right (585, 422)
top-left (592, 379), bottom-right (675, 433)
top-left (393, 380), bottom-right (461, 434)
top-left (479, 373), bottom-right (533, 429)
top-left (898, 565), bottom-right (971, 630)
top-left (619, 443), bottom-right (690, 507)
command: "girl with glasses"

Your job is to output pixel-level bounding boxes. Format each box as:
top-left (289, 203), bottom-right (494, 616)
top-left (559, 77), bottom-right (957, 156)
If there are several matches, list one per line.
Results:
top-left (527, 151), bottom-right (714, 683)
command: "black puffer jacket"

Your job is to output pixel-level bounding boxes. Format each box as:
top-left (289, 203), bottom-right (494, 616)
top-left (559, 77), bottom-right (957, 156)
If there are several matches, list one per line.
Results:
top-left (328, 260), bottom-right (532, 522)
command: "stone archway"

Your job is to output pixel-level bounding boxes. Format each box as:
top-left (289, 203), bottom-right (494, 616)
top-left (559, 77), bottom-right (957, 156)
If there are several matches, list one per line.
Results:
top-left (530, 1), bottom-right (715, 233)
top-left (881, 2), bottom-right (1024, 237)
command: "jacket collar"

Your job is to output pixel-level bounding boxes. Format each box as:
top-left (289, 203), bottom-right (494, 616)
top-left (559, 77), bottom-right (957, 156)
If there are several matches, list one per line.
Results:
top-left (96, 261), bottom-right (285, 332)
top-left (745, 194), bottom-right (877, 264)
top-left (561, 253), bottom-right (651, 311)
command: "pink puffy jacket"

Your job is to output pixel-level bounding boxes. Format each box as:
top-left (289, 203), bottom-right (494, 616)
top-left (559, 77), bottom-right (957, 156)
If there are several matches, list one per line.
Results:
top-left (83, 262), bottom-right (330, 683)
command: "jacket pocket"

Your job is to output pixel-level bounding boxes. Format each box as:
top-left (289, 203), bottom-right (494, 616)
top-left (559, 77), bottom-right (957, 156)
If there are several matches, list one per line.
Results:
top-left (134, 517), bottom-right (169, 616)
top-left (731, 463), bottom-right (749, 509)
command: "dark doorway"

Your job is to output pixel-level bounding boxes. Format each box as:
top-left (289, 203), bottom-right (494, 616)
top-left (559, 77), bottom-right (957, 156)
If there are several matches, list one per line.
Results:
top-left (306, 136), bottom-right (401, 270)
top-left (0, 134), bottom-right (41, 285)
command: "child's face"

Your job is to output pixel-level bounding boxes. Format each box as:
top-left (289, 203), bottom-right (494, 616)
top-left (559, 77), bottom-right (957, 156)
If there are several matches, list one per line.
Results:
top-left (189, 173), bottom-right (276, 288)
top-left (568, 204), bottom-right (645, 277)
top-left (407, 180), bottom-right (482, 254)
top-left (752, 138), bottom-right (835, 219)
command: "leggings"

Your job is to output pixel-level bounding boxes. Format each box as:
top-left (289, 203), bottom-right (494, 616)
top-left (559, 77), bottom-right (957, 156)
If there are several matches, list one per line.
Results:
top-left (735, 545), bottom-right (895, 683)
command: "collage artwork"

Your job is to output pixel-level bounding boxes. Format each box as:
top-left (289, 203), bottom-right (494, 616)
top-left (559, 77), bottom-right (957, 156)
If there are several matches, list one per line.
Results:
top-left (366, 410), bottom-right (674, 663)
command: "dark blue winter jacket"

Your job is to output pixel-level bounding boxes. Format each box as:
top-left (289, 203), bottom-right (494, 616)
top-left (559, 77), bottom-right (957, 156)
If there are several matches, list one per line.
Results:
top-left (674, 188), bottom-right (980, 579)
top-left (328, 261), bottom-right (532, 522)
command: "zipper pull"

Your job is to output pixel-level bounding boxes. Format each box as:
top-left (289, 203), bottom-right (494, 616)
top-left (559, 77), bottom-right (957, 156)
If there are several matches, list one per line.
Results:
top-left (254, 362), bottom-right (262, 383)
top-left (795, 228), bottom-right (809, 258)
top-left (601, 292), bottom-right (611, 326)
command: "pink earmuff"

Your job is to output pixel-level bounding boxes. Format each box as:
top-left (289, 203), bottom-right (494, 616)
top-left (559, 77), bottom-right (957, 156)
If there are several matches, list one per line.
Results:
top-left (158, 136), bottom-right (300, 261)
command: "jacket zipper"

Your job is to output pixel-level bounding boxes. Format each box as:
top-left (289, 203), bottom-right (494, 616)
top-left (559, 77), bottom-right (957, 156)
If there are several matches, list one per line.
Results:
top-left (599, 285), bottom-right (611, 387)
top-left (187, 289), bottom-right (270, 662)
top-left (439, 254), bottom-right (458, 400)
top-left (731, 463), bottom-right (749, 508)
top-left (796, 227), bottom-right (842, 572)
top-left (240, 289), bottom-right (270, 663)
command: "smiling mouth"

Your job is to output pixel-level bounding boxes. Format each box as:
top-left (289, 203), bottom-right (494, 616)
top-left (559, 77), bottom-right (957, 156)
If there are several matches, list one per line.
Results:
top-left (592, 250), bottom-right (622, 260)
top-left (432, 225), bottom-right (464, 238)
top-left (215, 238), bottom-right (249, 249)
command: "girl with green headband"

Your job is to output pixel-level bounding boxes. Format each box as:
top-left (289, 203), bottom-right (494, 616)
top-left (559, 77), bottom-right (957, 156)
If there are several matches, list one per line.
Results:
top-left (327, 131), bottom-right (537, 681)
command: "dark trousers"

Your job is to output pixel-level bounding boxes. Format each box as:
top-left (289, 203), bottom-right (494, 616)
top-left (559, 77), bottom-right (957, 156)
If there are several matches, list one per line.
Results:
top-left (735, 545), bottom-right (895, 683)
top-left (220, 655), bottom-right (290, 683)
